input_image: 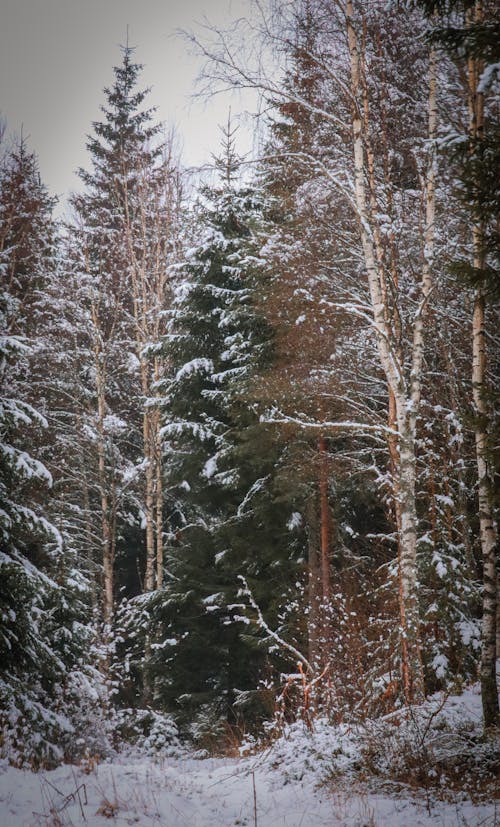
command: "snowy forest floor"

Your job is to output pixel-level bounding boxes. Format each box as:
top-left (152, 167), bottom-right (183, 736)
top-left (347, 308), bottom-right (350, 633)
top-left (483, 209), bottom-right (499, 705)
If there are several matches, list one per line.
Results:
top-left (0, 752), bottom-right (497, 827)
top-left (1, 684), bottom-right (499, 827)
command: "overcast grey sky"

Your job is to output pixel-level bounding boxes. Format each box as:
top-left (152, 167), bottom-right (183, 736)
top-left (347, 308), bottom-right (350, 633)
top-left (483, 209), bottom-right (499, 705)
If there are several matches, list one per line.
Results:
top-left (0, 0), bottom-right (256, 209)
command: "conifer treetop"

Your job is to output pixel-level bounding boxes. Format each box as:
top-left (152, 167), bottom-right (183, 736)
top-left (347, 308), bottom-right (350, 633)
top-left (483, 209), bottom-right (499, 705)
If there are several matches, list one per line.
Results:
top-left (77, 43), bottom-right (162, 197)
top-left (212, 111), bottom-right (242, 189)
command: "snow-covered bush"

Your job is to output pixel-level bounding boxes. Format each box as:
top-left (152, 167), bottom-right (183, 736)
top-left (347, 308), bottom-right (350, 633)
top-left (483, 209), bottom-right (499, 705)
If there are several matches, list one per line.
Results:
top-left (111, 708), bottom-right (183, 759)
top-left (258, 717), bottom-right (361, 784)
top-left (241, 683), bottom-right (499, 799)
top-left (140, 710), bottom-right (182, 758)
top-left (358, 687), bottom-right (500, 791)
top-left (188, 705), bottom-right (229, 755)
top-left (0, 678), bottom-right (71, 769)
top-left (61, 668), bottom-right (114, 763)
top-left (0, 662), bottom-right (115, 770)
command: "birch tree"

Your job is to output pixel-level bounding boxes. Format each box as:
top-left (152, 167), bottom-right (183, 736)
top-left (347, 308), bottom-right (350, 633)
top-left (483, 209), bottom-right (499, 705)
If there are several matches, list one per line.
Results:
top-left (343, 0), bottom-right (439, 703)
top-left (120, 137), bottom-right (183, 594)
top-left (417, 0), bottom-right (499, 727)
top-left (467, 1), bottom-right (499, 729)
top-left (68, 45), bottom-right (183, 624)
top-left (188, 0), bottom-right (444, 703)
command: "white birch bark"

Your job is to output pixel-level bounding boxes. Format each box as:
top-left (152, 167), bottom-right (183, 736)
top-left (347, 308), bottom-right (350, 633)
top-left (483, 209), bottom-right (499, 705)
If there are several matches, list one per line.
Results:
top-left (345, 0), bottom-right (438, 702)
top-left (122, 163), bottom-right (160, 594)
top-left (191, 0), bottom-right (441, 705)
top-left (121, 148), bottom-right (180, 594)
top-left (467, 3), bottom-right (499, 724)
top-left (91, 298), bottom-right (114, 626)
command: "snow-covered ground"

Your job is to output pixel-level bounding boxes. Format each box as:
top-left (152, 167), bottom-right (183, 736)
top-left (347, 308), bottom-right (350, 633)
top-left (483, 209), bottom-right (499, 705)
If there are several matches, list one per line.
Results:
top-left (0, 752), bottom-right (497, 827)
top-left (1, 684), bottom-right (498, 826)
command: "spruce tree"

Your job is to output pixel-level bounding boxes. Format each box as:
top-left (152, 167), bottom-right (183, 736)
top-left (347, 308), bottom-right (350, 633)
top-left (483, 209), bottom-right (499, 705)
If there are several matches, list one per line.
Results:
top-left (152, 124), bottom-right (306, 740)
top-left (0, 136), bottom-right (94, 767)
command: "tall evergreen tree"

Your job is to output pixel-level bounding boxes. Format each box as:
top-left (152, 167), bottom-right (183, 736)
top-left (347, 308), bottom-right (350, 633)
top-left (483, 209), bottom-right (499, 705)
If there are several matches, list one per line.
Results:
top-left (68, 44), bottom-right (182, 627)
top-left (0, 135), bottom-right (94, 767)
top-left (151, 124), bottom-right (307, 739)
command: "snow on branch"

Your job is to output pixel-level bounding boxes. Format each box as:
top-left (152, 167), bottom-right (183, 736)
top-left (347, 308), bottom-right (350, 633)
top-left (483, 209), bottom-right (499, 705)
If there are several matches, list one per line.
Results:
top-left (260, 409), bottom-right (397, 438)
top-left (237, 575), bottom-right (313, 675)
top-left (236, 475), bottom-right (271, 517)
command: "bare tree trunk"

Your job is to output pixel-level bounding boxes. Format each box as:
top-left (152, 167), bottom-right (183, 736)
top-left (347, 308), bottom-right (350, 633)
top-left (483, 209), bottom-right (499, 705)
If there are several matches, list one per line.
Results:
top-left (142, 359), bottom-right (156, 593)
top-left (92, 302), bottom-right (114, 626)
top-left (318, 434), bottom-right (331, 604)
top-left (119, 150), bottom-right (182, 704)
top-left (473, 288), bottom-right (499, 727)
top-left (345, 1), bottom-right (439, 702)
top-left (155, 452), bottom-right (164, 588)
top-left (397, 40), bottom-right (437, 703)
top-left (154, 359), bottom-right (164, 589)
top-left (345, 0), bottom-right (434, 702)
top-left (121, 161), bottom-right (174, 595)
top-left (76, 410), bottom-right (99, 609)
top-left (306, 496), bottom-right (322, 670)
top-left (496, 597), bottom-right (500, 665)
top-left (466, 1), bottom-right (499, 729)
top-left (126, 222), bottom-right (157, 594)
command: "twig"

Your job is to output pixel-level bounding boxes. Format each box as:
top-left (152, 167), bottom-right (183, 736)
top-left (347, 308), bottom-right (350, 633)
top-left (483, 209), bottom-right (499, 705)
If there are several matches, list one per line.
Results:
top-left (71, 768), bottom-right (88, 821)
top-left (238, 576), bottom-right (313, 674)
top-left (252, 770), bottom-right (257, 827)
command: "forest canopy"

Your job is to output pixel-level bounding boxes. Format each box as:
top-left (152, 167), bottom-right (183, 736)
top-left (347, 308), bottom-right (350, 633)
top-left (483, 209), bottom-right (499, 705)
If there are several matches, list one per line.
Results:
top-left (1, 0), bottom-right (498, 783)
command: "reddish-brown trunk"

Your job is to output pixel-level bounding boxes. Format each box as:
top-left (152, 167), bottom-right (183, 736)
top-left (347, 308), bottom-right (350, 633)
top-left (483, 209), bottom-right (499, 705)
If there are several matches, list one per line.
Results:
top-left (318, 434), bottom-right (331, 604)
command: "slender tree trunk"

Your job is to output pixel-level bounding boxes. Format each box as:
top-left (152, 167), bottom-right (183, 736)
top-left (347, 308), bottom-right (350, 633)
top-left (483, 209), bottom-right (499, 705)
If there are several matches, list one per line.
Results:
top-left (366, 32), bottom-right (412, 694)
top-left (97, 403), bottom-right (113, 623)
top-left (306, 496), bottom-right (322, 670)
top-left (155, 454), bottom-right (164, 588)
top-left (122, 169), bottom-right (171, 595)
top-left (76, 410), bottom-right (99, 609)
top-left (154, 358), bottom-right (164, 589)
top-left (396, 420), bottom-right (422, 700)
top-left (346, 0), bottom-right (432, 702)
top-left (122, 170), bottom-right (156, 594)
top-left (120, 158), bottom-right (177, 703)
top-left (318, 434), bottom-right (331, 604)
top-left (142, 360), bottom-right (156, 593)
top-left (473, 288), bottom-right (499, 727)
top-left (92, 303), bottom-right (114, 626)
top-left (466, 1), bottom-right (499, 729)
top-left (496, 597), bottom-right (500, 665)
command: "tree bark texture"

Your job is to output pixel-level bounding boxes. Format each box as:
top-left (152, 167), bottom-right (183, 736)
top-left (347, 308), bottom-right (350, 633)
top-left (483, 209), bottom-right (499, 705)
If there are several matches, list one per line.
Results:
top-left (92, 300), bottom-right (114, 626)
top-left (345, 0), bottom-right (439, 703)
top-left (467, 1), bottom-right (499, 729)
